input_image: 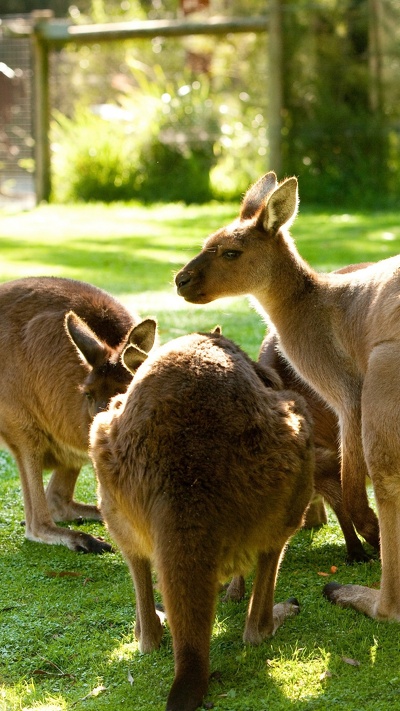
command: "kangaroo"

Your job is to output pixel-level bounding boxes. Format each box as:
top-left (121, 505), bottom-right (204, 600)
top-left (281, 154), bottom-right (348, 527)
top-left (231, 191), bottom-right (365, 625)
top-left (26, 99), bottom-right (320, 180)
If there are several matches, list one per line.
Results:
top-left (224, 318), bottom-right (369, 604)
top-left (90, 326), bottom-right (315, 711)
top-left (224, 322), bottom-right (369, 605)
top-left (0, 276), bottom-right (156, 553)
top-left (174, 172), bottom-right (400, 621)
top-left (261, 324), bottom-right (373, 563)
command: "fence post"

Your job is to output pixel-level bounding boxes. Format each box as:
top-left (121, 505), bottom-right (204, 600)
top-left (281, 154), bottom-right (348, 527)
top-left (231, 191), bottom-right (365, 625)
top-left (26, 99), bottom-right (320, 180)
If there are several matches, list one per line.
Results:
top-left (31, 10), bottom-right (53, 203)
top-left (268, 0), bottom-right (283, 175)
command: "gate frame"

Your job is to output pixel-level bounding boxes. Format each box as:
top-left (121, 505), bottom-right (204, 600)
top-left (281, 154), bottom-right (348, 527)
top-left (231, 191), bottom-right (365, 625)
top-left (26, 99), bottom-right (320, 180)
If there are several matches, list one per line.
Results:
top-left (7, 8), bottom-right (282, 203)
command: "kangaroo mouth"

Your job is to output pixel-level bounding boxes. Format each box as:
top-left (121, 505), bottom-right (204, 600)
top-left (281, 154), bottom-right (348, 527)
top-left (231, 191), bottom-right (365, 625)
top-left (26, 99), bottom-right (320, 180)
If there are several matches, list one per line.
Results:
top-left (176, 273), bottom-right (209, 303)
top-left (179, 288), bottom-right (210, 304)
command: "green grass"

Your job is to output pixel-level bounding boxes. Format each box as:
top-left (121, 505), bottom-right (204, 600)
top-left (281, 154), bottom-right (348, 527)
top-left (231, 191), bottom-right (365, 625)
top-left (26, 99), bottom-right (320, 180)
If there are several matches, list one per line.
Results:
top-left (1, 200), bottom-right (400, 711)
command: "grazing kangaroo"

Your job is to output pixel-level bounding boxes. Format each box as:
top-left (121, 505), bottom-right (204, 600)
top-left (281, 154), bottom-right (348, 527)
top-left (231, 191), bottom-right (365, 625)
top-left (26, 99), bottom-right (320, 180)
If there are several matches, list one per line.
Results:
top-left (174, 172), bottom-right (400, 621)
top-left (90, 327), bottom-right (314, 711)
top-left (0, 276), bottom-right (156, 553)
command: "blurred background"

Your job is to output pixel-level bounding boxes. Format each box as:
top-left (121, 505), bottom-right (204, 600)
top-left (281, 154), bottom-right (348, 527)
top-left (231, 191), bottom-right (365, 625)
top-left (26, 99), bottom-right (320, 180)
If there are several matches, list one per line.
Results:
top-left (0, 0), bottom-right (399, 209)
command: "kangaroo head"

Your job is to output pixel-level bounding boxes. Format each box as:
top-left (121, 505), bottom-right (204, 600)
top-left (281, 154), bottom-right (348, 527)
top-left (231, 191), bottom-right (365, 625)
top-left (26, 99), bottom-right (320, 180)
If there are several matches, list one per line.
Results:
top-left (66, 312), bottom-right (157, 416)
top-left (175, 172), bottom-right (299, 304)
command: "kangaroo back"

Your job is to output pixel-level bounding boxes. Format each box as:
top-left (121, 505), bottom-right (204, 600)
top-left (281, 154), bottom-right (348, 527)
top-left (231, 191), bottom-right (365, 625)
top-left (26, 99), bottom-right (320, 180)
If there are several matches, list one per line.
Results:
top-left (91, 329), bottom-right (315, 711)
top-left (0, 276), bottom-right (156, 553)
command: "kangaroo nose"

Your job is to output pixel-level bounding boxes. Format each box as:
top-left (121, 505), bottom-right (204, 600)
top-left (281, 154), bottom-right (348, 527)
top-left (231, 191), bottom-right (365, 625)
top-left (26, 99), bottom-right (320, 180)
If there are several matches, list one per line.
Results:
top-left (176, 271), bottom-right (192, 289)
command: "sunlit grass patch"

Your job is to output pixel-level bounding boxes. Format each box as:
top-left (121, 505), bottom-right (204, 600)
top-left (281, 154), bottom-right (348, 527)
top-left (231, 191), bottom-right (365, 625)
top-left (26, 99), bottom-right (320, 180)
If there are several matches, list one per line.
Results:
top-left (264, 648), bottom-right (332, 702)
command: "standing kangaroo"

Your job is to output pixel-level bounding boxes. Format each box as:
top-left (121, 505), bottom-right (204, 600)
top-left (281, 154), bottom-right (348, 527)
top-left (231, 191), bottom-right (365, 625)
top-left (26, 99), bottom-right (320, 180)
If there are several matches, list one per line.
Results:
top-left (90, 327), bottom-right (314, 711)
top-left (260, 321), bottom-right (374, 563)
top-left (175, 172), bottom-right (400, 621)
top-left (0, 276), bottom-right (156, 553)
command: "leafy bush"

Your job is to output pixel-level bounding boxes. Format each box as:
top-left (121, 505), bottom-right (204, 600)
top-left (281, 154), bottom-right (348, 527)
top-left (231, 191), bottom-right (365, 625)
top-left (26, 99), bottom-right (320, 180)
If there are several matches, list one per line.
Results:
top-left (281, 0), bottom-right (400, 207)
top-left (138, 141), bottom-right (214, 204)
top-left (51, 70), bottom-right (220, 204)
top-left (51, 109), bottom-right (140, 202)
top-left (51, 48), bottom-right (272, 206)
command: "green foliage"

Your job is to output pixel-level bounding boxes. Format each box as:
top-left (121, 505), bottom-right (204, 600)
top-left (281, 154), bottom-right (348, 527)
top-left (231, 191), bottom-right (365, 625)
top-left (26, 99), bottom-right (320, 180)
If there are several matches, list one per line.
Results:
top-left (50, 14), bottom-right (270, 205)
top-left (281, 0), bottom-right (400, 207)
top-left (51, 71), bottom-right (219, 204)
top-left (52, 109), bottom-right (140, 203)
top-left (138, 141), bottom-right (214, 203)
top-left (126, 70), bottom-right (218, 203)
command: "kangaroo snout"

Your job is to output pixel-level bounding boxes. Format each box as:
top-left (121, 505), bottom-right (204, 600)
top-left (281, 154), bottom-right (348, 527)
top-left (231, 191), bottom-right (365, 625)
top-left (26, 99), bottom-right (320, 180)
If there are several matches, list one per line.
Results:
top-left (175, 267), bottom-right (209, 304)
top-left (175, 269), bottom-right (193, 292)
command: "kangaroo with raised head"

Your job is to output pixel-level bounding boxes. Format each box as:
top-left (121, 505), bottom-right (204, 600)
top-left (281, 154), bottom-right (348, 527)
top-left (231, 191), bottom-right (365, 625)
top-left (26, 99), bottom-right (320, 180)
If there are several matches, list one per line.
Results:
top-left (90, 326), bottom-right (315, 711)
top-left (260, 259), bottom-right (374, 552)
top-left (175, 173), bottom-right (400, 621)
top-left (0, 276), bottom-right (156, 553)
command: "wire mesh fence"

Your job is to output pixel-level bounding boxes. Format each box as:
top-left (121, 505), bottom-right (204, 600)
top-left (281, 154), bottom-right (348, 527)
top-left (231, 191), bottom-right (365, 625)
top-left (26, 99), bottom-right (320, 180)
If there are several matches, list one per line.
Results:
top-left (0, 15), bottom-right (35, 209)
top-left (0, 18), bottom-right (34, 205)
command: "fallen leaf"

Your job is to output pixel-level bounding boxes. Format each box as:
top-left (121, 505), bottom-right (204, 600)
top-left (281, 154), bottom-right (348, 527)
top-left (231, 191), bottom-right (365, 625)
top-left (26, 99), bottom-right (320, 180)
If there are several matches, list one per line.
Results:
top-left (128, 670), bottom-right (134, 685)
top-left (317, 571), bottom-right (329, 577)
top-left (71, 685), bottom-right (107, 706)
top-left (330, 565), bottom-right (338, 573)
top-left (320, 670), bottom-right (333, 680)
top-left (342, 657), bottom-right (360, 666)
top-left (89, 685), bottom-right (107, 696)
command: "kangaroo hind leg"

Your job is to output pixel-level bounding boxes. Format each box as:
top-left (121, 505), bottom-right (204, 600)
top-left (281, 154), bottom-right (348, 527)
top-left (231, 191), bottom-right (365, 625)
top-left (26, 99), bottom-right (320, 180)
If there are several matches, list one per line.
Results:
top-left (325, 342), bottom-right (400, 620)
top-left (244, 548), bottom-right (299, 645)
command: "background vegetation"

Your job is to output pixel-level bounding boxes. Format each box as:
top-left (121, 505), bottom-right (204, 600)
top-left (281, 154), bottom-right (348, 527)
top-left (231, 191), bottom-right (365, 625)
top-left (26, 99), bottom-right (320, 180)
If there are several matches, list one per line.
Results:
top-left (1, 199), bottom-right (400, 710)
top-left (6, 0), bottom-right (392, 208)
top-left (2, 1), bottom-right (399, 205)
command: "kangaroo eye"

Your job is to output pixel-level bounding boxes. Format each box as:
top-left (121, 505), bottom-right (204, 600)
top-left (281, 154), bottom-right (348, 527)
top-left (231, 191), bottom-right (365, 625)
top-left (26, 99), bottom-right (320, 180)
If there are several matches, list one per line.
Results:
top-left (84, 391), bottom-right (94, 402)
top-left (222, 250), bottom-right (242, 260)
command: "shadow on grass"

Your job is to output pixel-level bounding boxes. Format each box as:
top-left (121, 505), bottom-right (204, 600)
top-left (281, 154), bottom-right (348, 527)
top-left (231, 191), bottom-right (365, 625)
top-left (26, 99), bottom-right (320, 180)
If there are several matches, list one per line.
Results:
top-left (0, 518), bottom-right (395, 711)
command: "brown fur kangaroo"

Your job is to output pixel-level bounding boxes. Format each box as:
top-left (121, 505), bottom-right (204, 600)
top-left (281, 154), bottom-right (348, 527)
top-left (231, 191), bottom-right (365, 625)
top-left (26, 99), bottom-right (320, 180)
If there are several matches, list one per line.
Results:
top-left (174, 172), bottom-right (400, 621)
top-left (90, 326), bottom-right (315, 711)
top-left (224, 314), bottom-right (370, 603)
top-left (0, 276), bottom-right (155, 553)
top-left (260, 322), bottom-right (373, 563)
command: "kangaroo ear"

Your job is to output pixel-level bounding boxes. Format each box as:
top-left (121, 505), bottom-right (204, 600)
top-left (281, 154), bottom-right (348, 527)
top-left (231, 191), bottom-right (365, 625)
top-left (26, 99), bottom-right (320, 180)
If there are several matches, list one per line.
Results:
top-left (65, 311), bottom-right (107, 368)
top-left (123, 344), bottom-right (149, 374)
top-left (253, 362), bottom-right (283, 391)
top-left (127, 318), bottom-right (157, 354)
top-left (260, 177), bottom-right (299, 233)
top-left (211, 325), bottom-right (222, 335)
top-left (240, 172), bottom-right (278, 220)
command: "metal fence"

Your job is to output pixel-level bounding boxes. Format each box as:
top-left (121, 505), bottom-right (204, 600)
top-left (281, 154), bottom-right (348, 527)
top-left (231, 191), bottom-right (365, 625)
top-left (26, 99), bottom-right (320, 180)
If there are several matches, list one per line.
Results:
top-left (0, 15), bottom-right (35, 209)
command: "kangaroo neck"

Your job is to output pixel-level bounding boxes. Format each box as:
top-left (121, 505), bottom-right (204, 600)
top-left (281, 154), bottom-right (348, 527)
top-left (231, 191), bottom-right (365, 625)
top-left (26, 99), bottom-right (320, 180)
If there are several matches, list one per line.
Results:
top-left (254, 244), bottom-right (320, 330)
top-left (251, 247), bottom-right (358, 410)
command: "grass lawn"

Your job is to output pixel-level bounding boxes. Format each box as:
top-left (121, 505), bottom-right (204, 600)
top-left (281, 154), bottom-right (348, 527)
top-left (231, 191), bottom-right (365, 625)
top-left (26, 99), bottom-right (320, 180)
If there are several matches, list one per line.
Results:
top-left (0, 199), bottom-right (400, 711)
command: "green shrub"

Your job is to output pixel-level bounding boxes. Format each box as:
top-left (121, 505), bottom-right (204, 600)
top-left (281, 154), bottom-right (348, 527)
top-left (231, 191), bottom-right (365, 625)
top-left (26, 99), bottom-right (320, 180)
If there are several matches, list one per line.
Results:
top-left (51, 72), bottom-right (219, 204)
top-left (137, 141), bottom-right (214, 204)
top-left (51, 109), bottom-right (141, 203)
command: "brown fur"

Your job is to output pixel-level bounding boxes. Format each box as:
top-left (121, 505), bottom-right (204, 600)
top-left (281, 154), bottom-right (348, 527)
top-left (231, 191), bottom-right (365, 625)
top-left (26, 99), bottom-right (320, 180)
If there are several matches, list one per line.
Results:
top-left (224, 319), bottom-right (369, 603)
top-left (90, 328), bottom-right (315, 711)
top-left (0, 276), bottom-right (155, 552)
top-left (175, 173), bottom-right (400, 621)
top-left (260, 327), bottom-right (373, 562)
